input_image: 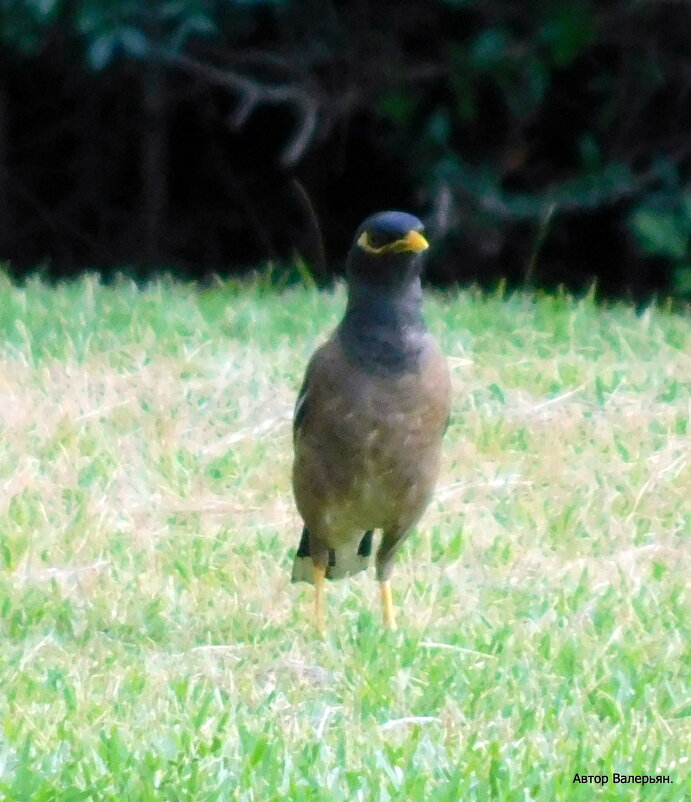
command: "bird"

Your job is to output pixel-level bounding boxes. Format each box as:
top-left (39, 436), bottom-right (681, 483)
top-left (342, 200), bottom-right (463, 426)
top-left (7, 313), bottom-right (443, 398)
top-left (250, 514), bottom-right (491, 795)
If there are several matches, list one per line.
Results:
top-left (290, 210), bottom-right (451, 634)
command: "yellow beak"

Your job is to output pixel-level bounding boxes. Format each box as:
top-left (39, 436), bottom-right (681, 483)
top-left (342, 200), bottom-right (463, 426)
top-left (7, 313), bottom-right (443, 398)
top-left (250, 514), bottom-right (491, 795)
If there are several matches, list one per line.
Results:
top-left (396, 229), bottom-right (429, 253)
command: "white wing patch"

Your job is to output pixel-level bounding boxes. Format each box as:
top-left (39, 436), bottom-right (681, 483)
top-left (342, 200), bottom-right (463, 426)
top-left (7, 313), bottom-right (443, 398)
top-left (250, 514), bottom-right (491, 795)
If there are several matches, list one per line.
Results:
top-left (294, 389), bottom-right (308, 427)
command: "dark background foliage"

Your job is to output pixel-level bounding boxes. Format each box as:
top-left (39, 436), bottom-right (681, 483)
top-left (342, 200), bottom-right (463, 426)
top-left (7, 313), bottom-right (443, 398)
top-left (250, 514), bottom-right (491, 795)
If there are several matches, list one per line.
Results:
top-left (1, 0), bottom-right (690, 299)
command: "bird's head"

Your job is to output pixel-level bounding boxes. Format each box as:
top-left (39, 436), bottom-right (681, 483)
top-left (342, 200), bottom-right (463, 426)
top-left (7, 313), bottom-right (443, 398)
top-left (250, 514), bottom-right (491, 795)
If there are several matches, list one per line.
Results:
top-left (347, 211), bottom-right (428, 287)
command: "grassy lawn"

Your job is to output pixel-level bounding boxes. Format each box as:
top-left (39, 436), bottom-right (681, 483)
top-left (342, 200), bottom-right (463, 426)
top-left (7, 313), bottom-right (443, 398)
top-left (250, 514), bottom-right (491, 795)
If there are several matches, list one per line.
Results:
top-left (0, 271), bottom-right (688, 800)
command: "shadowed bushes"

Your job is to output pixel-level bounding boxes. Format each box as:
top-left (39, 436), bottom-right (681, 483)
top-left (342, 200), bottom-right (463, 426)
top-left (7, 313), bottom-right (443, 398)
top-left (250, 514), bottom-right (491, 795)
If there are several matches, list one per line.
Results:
top-left (0, 0), bottom-right (690, 299)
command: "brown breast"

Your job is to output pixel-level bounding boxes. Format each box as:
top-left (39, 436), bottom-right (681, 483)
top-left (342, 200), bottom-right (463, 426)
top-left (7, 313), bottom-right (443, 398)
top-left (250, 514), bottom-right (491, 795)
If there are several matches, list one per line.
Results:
top-left (293, 333), bottom-right (450, 544)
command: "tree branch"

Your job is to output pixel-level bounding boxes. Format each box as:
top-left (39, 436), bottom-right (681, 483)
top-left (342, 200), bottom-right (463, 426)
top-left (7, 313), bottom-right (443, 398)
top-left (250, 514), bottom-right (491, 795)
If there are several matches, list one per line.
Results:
top-left (162, 49), bottom-right (319, 167)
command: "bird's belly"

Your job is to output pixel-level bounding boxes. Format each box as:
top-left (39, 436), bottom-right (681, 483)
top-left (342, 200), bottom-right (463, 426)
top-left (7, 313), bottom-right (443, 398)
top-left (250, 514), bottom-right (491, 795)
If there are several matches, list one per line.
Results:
top-left (293, 358), bottom-right (449, 547)
top-left (300, 426), bottom-right (441, 543)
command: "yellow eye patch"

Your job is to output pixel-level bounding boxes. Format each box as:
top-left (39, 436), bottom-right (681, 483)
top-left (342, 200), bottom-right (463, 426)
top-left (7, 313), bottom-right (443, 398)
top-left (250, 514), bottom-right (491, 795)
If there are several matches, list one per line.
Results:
top-left (357, 229), bottom-right (429, 255)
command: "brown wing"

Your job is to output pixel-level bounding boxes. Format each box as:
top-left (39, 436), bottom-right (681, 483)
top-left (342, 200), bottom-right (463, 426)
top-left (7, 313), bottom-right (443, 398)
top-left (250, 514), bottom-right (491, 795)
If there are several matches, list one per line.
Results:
top-left (292, 339), bottom-right (335, 440)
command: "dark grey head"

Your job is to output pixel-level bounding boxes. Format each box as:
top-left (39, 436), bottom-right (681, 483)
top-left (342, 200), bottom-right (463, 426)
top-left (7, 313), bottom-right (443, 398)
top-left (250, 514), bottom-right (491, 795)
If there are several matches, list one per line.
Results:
top-left (347, 210), bottom-right (428, 287)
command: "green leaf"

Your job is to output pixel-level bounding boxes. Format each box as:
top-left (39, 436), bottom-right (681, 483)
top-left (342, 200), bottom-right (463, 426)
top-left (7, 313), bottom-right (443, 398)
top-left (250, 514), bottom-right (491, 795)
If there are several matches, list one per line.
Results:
top-left (119, 27), bottom-right (149, 58)
top-left (630, 208), bottom-right (688, 259)
top-left (376, 91), bottom-right (416, 126)
top-left (87, 32), bottom-right (118, 70)
top-left (427, 110), bottom-right (452, 145)
top-left (680, 188), bottom-right (691, 224)
top-left (672, 263), bottom-right (691, 297)
top-left (470, 28), bottom-right (509, 69)
top-left (541, 2), bottom-right (596, 67)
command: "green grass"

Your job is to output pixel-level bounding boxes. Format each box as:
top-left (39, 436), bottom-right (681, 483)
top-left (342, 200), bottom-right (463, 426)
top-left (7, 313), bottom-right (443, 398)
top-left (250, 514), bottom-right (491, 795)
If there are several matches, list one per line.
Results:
top-left (0, 271), bottom-right (689, 800)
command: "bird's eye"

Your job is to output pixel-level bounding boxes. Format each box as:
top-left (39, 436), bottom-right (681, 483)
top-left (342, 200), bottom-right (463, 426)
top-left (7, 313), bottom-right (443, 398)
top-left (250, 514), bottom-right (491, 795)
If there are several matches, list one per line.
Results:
top-left (366, 230), bottom-right (395, 249)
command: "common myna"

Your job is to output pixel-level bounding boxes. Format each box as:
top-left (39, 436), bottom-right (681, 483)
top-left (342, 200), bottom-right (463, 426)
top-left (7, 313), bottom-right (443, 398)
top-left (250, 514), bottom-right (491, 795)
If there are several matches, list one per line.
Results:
top-left (291, 210), bottom-right (450, 633)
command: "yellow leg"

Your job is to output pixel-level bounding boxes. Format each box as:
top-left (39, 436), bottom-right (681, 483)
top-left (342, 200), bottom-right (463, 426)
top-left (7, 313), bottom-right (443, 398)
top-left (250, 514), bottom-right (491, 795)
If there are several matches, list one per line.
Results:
top-left (379, 580), bottom-right (397, 631)
top-left (313, 562), bottom-right (327, 636)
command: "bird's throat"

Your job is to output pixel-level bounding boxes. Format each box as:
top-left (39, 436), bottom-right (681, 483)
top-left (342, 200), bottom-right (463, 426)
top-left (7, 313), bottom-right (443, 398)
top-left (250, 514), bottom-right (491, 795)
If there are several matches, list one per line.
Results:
top-left (339, 278), bottom-right (427, 374)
